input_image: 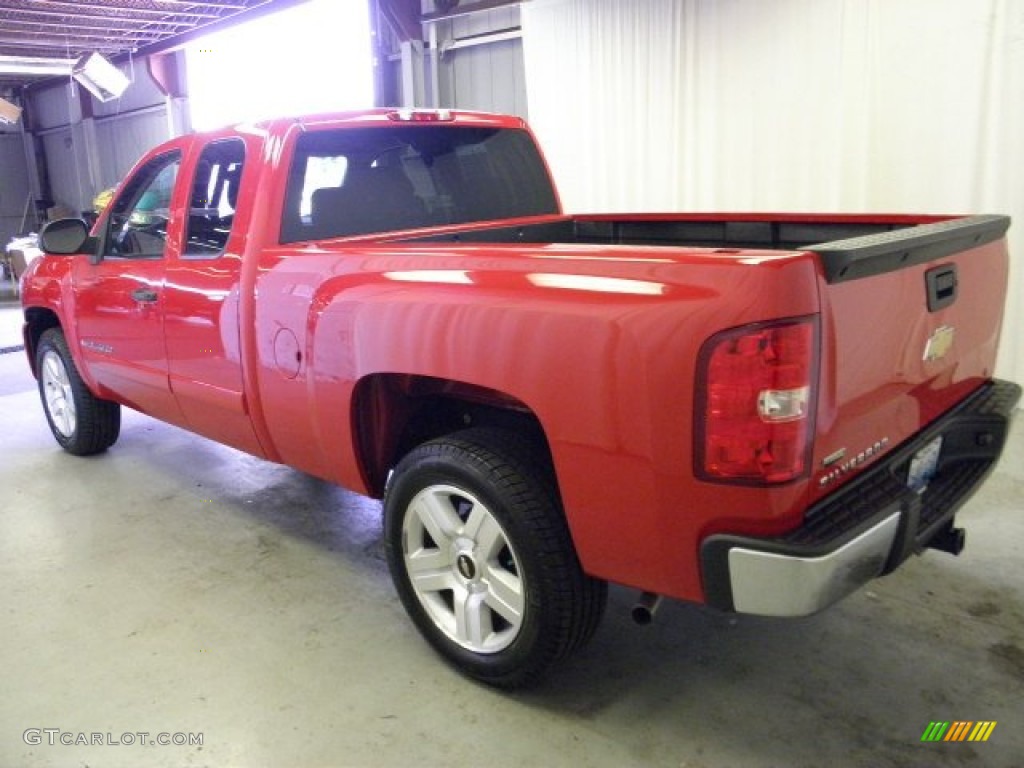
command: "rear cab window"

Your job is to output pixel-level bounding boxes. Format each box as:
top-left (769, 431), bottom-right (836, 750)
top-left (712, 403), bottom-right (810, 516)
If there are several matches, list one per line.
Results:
top-left (279, 125), bottom-right (558, 243)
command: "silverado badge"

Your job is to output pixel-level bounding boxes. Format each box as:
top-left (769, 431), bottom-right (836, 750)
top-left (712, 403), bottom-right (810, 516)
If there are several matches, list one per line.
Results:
top-left (818, 437), bottom-right (891, 488)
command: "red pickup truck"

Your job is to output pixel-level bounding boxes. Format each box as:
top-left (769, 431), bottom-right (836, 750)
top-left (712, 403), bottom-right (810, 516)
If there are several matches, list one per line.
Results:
top-left (21, 109), bottom-right (1020, 687)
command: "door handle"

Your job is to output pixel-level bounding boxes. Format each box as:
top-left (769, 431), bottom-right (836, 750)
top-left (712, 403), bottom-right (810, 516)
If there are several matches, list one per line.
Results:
top-left (131, 288), bottom-right (159, 303)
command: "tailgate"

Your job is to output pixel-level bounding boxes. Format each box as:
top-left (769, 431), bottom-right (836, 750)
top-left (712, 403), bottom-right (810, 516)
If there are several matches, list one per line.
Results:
top-left (808, 215), bottom-right (1011, 502)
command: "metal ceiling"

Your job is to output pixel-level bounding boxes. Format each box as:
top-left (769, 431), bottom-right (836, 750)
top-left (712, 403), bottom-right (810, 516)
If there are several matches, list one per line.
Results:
top-left (0, 0), bottom-right (305, 90)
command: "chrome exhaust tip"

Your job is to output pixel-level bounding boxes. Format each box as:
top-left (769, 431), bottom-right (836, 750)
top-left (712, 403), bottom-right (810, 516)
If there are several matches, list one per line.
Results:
top-left (632, 592), bottom-right (663, 625)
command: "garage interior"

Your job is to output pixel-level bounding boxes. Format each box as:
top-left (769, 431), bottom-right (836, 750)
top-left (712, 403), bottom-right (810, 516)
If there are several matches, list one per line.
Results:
top-left (1, 1), bottom-right (1022, 766)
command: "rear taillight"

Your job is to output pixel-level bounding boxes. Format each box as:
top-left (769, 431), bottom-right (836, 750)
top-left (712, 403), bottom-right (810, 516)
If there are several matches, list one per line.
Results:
top-left (696, 317), bottom-right (818, 484)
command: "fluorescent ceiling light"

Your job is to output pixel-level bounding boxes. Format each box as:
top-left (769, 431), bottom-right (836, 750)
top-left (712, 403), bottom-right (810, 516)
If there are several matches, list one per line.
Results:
top-left (73, 52), bottom-right (130, 102)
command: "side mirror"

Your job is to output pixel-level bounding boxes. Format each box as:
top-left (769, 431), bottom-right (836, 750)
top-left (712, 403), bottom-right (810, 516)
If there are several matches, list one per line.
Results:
top-left (39, 218), bottom-right (99, 259)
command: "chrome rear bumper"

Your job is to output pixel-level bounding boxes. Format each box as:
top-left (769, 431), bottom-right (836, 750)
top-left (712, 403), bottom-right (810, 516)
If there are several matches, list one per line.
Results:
top-left (700, 378), bottom-right (1020, 617)
top-left (726, 514), bottom-right (899, 616)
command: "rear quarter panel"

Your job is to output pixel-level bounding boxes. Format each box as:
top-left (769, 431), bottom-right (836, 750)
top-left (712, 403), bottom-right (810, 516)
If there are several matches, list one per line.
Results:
top-left (252, 243), bottom-right (823, 600)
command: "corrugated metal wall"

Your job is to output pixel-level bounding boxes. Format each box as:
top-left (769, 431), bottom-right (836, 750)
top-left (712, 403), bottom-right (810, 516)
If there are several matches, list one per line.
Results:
top-left (92, 59), bottom-right (171, 191)
top-left (436, 7), bottom-right (527, 117)
top-left (29, 59), bottom-right (171, 215)
top-left (94, 110), bottom-right (168, 190)
top-left (0, 128), bottom-right (32, 243)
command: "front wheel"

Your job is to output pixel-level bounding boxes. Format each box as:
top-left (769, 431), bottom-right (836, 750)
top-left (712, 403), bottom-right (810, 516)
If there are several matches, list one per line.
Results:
top-left (36, 328), bottom-right (120, 455)
top-left (384, 428), bottom-right (607, 688)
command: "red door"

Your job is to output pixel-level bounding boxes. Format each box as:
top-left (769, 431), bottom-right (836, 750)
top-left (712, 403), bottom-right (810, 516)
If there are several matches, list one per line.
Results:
top-left (73, 148), bottom-right (185, 425)
top-left (162, 136), bottom-right (264, 456)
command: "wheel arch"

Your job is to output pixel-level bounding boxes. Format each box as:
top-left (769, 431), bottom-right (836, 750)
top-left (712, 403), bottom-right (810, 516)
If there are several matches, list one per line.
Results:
top-left (23, 306), bottom-right (62, 377)
top-left (351, 373), bottom-right (555, 498)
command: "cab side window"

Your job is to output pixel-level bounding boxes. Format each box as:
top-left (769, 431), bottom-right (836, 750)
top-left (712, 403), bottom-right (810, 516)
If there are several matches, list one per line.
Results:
top-left (104, 151), bottom-right (181, 259)
top-left (184, 139), bottom-right (245, 258)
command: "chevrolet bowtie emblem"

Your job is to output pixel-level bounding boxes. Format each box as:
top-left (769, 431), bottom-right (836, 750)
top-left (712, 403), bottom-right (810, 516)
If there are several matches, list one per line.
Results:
top-left (923, 325), bottom-right (955, 362)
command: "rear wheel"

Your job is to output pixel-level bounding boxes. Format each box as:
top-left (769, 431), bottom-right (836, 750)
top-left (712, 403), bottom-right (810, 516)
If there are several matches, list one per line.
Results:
top-left (384, 428), bottom-right (607, 688)
top-left (36, 328), bottom-right (120, 455)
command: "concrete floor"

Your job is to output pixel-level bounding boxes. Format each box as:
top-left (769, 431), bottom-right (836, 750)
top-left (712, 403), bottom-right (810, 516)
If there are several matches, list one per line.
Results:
top-left (1, 297), bottom-right (1022, 768)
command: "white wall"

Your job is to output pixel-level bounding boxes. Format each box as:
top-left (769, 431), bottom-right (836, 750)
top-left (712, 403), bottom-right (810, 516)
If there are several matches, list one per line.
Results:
top-left (522, 0), bottom-right (1024, 385)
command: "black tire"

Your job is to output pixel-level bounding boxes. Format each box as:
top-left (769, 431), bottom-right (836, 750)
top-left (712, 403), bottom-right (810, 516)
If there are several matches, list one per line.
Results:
top-left (36, 328), bottom-right (120, 455)
top-left (384, 428), bottom-right (607, 688)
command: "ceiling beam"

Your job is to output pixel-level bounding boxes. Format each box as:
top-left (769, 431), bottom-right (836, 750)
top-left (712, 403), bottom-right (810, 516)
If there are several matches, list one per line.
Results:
top-left (422, 0), bottom-right (522, 23)
top-left (0, 36), bottom-right (136, 52)
top-left (2, 19), bottom-right (182, 36)
top-left (0, 28), bottom-right (163, 44)
top-left (129, 0), bottom-right (315, 57)
top-left (148, 1), bottom-right (250, 9)
top-left (7, 1), bottom-right (225, 20)
top-left (2, 8), bottom-right (191, 29)
top-left (377, 0), bottom-right (421, 43)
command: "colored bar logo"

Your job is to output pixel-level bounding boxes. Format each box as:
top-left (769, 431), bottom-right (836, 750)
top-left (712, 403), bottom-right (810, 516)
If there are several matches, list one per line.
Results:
top-left (921, 721), bottom-right (997, 742)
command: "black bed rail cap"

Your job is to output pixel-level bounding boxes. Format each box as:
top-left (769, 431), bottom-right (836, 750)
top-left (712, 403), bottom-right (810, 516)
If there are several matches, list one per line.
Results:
top-left (807, 214), bottom-right (1010, 283)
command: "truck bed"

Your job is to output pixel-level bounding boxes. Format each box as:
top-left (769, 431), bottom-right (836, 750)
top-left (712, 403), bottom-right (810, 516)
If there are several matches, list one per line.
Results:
top-left (394, 212), bottom-right (1010, 283)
